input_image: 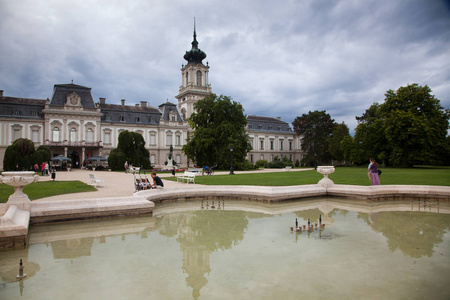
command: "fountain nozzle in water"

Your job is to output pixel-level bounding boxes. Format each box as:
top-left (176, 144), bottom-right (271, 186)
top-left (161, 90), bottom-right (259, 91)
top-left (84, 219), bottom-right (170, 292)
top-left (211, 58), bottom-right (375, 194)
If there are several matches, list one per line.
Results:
top-left (16, 259), bottom-right (27, 280)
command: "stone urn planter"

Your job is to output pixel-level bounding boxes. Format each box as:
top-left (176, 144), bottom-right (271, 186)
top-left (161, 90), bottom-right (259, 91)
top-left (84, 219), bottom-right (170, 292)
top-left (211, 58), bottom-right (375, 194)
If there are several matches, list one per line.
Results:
top-left (0, 171), bottom-right (39, 211)
top-left (317, 166), bottom-right (335, 188)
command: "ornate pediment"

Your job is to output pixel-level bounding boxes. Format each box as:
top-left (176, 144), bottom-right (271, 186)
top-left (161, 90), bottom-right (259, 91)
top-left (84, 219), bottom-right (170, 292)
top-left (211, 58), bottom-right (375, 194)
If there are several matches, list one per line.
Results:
top-left (66, 92), bottom-right (81, 107)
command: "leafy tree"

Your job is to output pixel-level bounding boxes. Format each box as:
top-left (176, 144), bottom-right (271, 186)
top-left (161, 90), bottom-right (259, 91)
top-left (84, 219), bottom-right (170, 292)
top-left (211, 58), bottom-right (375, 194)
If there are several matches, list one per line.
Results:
top-left (327, 122), bottom-right (351, 163)
top-left (183, 94), bottom-right (251, 169)
top-left (3, 138), bottom-right (37, 170)
top-left (353, 103), bottom-right (391, 165)
top-left (353, 84), bottom-right (449, 167)
top-left (381, 84), bottom-right (449, 166)
top-left (292, 110), bottom-right (336, 167)
top-left (107, 131), bottom-right (150, 170)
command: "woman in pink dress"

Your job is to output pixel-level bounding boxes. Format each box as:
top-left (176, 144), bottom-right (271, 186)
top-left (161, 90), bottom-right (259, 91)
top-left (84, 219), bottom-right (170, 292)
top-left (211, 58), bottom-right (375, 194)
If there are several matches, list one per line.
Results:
top-left (369, 158), bottom-right (380, 185)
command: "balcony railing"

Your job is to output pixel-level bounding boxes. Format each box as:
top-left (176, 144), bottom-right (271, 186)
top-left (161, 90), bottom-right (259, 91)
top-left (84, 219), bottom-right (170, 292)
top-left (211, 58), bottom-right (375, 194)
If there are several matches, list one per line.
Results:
top-left (46, 141), bottom-right (103, 147)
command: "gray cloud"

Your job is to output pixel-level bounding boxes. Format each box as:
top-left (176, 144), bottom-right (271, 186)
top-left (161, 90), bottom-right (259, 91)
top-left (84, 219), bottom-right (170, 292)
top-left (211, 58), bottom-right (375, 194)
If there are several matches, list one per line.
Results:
top-left (0, 0), bottom-right (449, 133)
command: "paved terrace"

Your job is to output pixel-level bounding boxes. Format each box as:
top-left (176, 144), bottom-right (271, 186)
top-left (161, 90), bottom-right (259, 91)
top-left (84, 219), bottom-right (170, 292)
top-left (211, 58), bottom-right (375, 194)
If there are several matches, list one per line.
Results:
top-left (33, 168), bottom-right (308, 201)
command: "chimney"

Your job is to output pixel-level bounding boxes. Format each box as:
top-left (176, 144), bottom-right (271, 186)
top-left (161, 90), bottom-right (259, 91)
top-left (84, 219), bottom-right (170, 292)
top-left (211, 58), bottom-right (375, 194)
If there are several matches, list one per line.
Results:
top-left (121, 99), bottom-right (125, 106)
top-left (140, 101), bottom-right (147, 107)
top-left (99, 97), bottom-right (106, 104)
top-left (276, 117), bottom-right (281, 120)
top-left (0, 90), bottom-right (3, 97)
top-left (135, 104), bottom-right (139, 107)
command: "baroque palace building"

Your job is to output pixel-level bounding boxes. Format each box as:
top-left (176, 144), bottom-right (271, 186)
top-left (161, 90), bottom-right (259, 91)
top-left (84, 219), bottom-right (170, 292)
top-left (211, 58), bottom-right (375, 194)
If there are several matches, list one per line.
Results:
top-left (0, 28), bottom-right (302, 171)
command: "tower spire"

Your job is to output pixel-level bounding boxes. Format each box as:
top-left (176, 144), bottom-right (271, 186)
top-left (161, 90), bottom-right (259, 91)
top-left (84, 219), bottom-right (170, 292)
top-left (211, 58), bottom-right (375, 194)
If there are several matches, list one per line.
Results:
top-left (192, 18), bottom-right (198, 49)
top-left (184, 18), bottom-right (206, 64)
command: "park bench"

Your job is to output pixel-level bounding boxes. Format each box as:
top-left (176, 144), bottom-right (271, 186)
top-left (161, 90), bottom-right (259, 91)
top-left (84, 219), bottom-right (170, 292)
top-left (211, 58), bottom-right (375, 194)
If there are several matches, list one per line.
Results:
top-left (89, 174), bottom-right (104, 188)
top-left (188, 168), bottom-right (203, 173)
top-left (177, 171), bottom-right (196, 184)
top-left (129, 166), bottom-right (140, 174)
top-left (283, 166), bottom-right (293, 171)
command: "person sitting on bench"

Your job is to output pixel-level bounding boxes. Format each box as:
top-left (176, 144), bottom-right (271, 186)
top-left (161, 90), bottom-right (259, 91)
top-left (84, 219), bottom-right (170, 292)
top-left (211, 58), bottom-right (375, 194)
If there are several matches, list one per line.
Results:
top-left (151, 172), bottom-right (164, 189)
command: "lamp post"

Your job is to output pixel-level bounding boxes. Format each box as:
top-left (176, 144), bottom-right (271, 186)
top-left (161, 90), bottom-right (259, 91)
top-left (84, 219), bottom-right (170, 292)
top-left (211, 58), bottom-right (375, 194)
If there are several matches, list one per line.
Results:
top-left (229, 145), bottom-right (234, 175)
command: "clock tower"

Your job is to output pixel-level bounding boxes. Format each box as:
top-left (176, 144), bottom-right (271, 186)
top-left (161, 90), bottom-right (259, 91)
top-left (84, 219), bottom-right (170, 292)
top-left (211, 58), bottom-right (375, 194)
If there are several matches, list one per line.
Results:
top-left (176, 21), bottom-right (212, 121)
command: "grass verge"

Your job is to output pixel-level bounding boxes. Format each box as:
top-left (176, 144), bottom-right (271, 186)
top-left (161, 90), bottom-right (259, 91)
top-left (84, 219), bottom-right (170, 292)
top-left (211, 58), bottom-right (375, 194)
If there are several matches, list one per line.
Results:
top-left (0, 181), bottom-right (97, 203)
top-left (165, 167), bottom-right (450, 187)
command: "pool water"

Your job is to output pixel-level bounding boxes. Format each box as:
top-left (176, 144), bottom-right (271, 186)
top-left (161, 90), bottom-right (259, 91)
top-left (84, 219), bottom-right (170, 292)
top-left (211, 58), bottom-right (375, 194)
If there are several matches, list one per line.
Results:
top-left (1, 199), bottom-right (449, 299)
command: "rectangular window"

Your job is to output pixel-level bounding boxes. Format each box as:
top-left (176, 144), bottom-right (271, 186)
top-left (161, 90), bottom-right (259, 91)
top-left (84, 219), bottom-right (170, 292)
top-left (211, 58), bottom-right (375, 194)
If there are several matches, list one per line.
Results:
top-left (250, 154), bottom-right (253, 163)
top-left (260, 140), bottom-right (264, 150)
top-left (32, 130), bottom-right (39, 143)
top-left (270, 140), bottom-right (274, 150)
top-left (52, 128), bottom-right (60, 142)
top-left (289, 141), bottom-right (292, 150)
top-left (176, 154), bottom-right (181, 164)
top-left (271, 155), bottom-right (274, 162)
top-left (250, 139), bottom-right (254, 150)
top-left (166, 134), bottom-right (172, 146)
top-left (150, 134), bottom-right (156, 145)
top-left (260, 154), bottom-right (264, 160)
top-left (13, 129), bottom-right (21, 141)
top-left (104, 132), bottom-right (111, 144)
top-left (70, 130), bottom-right (77, 143)
top-left (176, 135), bottom-right (181, 146)
top-left (150, 154), bottom-right (156, 164)
top-left (86, 129), bottom-right (94, 143)
top-left (280, 140), bottom-right (284, 150)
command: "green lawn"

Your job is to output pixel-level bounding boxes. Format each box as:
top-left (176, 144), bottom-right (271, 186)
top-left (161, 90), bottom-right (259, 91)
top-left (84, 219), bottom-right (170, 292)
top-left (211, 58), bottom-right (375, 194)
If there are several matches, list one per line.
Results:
top-left (0, 181), bottom-right (97, 203)
top-left (166, 167), bottom-right (450, 187)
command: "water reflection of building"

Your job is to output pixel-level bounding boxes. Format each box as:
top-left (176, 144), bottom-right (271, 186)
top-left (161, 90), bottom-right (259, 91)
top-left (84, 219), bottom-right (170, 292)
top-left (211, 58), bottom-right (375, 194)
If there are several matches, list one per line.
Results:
top-left (179, 220), bottom-right (211, 300)
top-left (156, 209), bottom-right (255, 299)
top-left (51, 238), bottom-right (95, 259)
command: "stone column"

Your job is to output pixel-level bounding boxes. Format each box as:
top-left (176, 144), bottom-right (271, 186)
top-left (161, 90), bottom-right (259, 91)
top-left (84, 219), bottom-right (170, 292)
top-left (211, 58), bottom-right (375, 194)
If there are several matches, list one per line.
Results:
top-left (63, 119), bottom-right (67, 142)
top-left (82, 147), bottom-right (86, 166)
top-left (80, 119), bottom-right (85, 142)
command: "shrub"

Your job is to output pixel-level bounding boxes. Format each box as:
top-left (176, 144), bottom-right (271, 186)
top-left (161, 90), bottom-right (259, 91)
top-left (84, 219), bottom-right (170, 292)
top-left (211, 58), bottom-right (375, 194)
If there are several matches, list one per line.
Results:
top-left (255, 160), bottom-right (268, 169)
top-left (3, 138), bottom-right (37, 171)
top-left (236, 160), bottom-right (256, 171)
top-left (268, 156), bottom-right (293, 168)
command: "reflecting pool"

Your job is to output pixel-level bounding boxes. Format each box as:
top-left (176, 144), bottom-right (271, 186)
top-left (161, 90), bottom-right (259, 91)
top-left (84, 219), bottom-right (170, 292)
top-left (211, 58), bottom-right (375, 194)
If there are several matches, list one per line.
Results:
top-left (1, 199), bottom-right (449, 299)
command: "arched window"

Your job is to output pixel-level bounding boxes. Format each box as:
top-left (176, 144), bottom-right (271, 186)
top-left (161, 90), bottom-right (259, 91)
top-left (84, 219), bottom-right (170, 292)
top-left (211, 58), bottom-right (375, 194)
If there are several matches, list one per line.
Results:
top-left (70, 128), bottom-right (77, 142)
top-left (196, 70), bottom-right (202, 86)
top-left (185, 72), bottom-right (189, 86)
top-left (86, 128), bottom-right (94, 143)
top-left (52, 128), bottom-right (60, 142)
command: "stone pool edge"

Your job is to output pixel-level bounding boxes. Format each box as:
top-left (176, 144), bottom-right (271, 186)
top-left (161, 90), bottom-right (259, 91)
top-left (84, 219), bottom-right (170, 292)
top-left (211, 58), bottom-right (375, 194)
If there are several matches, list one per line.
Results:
top-left (1, 183), bottom-right (449, 249)
top-left (137, 184), bottom-right (450, 203)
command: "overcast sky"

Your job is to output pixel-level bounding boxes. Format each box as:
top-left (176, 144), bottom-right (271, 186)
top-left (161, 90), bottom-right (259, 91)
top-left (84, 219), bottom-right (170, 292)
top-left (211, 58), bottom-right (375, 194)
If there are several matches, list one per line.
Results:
top-left (1, 0), bottom-right (449, 133)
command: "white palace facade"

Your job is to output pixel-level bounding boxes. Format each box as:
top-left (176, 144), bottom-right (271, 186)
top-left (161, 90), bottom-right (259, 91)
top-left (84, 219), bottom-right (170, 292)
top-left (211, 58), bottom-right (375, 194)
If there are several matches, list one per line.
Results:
top-left (0, 28), bottom-right (303, 171)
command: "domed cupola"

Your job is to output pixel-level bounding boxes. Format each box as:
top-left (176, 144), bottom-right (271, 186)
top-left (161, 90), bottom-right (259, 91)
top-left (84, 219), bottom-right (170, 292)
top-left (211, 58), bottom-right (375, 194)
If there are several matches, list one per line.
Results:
top-left (183, 21), bottom-right (207, 65)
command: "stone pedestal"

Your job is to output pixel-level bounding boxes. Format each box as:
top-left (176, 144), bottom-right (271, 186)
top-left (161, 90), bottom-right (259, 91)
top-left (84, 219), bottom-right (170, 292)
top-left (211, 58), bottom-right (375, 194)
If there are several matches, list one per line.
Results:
top-left (1, 171), bottom-right (39, 212)
top-left (0, 205), bottom-right (30, 249)
top-left (317, 166), bottom-right (335, 188)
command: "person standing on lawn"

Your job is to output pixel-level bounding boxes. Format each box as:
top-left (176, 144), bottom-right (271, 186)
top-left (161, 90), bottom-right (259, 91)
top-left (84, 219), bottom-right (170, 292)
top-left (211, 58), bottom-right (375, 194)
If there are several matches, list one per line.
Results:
top-left (369, 158), bottom-right (380, 185)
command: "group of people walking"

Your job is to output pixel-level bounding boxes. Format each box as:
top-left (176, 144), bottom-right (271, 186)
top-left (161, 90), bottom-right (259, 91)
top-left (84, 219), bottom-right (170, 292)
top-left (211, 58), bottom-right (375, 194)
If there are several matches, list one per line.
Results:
top-left (34, 162), bottom-right (49, 176)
